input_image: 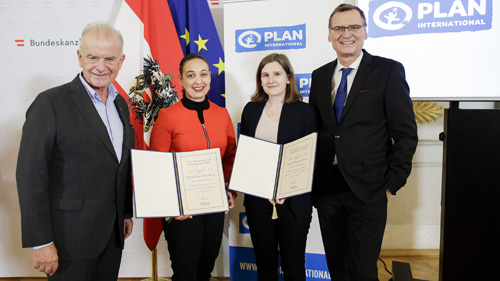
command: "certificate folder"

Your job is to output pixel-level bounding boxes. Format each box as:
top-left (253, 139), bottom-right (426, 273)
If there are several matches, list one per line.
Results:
top-left (228, 132), bottom-right (317, 200)
top-left (131, 148), bottom-right (229, 218)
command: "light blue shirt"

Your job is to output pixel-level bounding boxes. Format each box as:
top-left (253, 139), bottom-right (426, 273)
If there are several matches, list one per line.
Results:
top-left (79, 74), bottom-right (124, 163)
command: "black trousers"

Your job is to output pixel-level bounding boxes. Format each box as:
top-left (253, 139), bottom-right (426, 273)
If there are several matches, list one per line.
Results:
top-left (163, 212), bottom-right (225, 281)
top-left (316, 166), bottom-right (387, 281)
top-left (246, 201), bottom-right (312, 281)
top-left (49, 221), bottom-right (123, 281)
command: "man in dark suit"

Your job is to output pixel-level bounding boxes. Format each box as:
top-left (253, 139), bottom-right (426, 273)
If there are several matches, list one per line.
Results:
top-left (16, 22), bottom-right (134, 280)
top-left (309, 4), bottom-right (418, 281)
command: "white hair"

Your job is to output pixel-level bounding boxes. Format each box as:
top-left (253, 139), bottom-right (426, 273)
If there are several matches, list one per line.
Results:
top-left (80, 22), bottom-right (124, 54)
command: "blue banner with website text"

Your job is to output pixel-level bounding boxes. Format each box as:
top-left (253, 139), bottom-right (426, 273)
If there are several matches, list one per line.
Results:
top-left (230, 246), bottom-right (331, 281)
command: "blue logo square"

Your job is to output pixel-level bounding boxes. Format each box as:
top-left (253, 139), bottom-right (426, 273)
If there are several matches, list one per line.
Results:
top-left (239, 212), bottom-right (250, 234)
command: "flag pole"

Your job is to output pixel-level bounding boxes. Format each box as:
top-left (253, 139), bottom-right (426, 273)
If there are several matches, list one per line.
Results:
top-left (141, 247), bottom-right (170, 281)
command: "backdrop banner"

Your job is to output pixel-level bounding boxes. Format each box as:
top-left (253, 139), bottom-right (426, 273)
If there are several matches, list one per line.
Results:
top-left (224, 0), bottom-right (350, 280)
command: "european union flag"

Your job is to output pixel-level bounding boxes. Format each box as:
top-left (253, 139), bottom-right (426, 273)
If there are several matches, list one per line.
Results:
top-left (168, 0), bottom-right (226, 107)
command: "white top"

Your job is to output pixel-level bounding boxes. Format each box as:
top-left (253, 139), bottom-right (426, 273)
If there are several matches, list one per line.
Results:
top-left (255, 108), bottom-right (279, 143)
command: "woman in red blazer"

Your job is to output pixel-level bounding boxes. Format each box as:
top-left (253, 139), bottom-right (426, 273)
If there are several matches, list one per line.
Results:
top-left (240, 53), bottom-right (317, 281)
top-left (150, 53), bottom-right (236, 281)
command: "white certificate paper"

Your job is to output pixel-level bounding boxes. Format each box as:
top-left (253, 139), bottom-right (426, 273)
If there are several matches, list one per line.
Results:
top-left (228, 132), bottom-right (317, 199)
top-left (276, 135), bottom-right (317, 198)
top-left (176, 150), bottom-right (229, 215)
top-left (131, 148), bottom-right (229, 218)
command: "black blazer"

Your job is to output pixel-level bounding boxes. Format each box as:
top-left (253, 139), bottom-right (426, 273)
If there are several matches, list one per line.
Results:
top-left (240, 101), bottom-right (317, 219)
top-left (16, 75), bottom-right (134, 261)
top-left (309, 50), bottom-right (418, 204)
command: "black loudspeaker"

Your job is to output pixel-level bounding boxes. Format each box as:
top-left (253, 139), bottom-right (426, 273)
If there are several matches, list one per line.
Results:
top-left (390, 261), bottom-right (428, 281)
top-left (440, 108), bottom-right (500, 281)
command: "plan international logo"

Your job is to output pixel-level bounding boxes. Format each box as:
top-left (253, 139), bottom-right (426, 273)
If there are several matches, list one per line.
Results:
top-left (367, 0), bottom-right (492, 38)
top-left (296, 73), bottom-right (312, 98)
top-left (239, 212), bottom-right (250, 234)
top-left (235, 24), bottom-right (306, 53)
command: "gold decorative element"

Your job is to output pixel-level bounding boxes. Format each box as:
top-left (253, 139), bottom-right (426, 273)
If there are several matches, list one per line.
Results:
top-left (413, 101), bottom-right (444, 124)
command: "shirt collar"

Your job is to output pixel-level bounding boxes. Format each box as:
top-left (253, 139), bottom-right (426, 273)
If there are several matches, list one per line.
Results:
top-left (79, 73), bottom-right (118, 103)
top-left (335, 51), bottom-right (364, 73)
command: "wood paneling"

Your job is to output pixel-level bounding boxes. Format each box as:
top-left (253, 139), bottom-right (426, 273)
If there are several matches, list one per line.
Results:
top-left (0, 249), bottom-right (439, 281)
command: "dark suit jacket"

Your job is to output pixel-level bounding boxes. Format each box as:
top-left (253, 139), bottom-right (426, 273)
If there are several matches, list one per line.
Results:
top-left (309, 50), bottom-right (418, 204)
top-left (240, 101), bottom-right (317, 219)
top-left (16, 75), bottom-right (134, 261)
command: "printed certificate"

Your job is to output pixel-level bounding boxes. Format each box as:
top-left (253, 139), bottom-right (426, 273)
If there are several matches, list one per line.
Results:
top-left (228, 132), bottom-right (317, 200)
top-left (131, 148), bottom-right (229, 218)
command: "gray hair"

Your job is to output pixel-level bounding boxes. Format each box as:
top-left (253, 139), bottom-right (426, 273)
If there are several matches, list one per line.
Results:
top-left (80, 22), bottom-right (124, 54)
top-left (329, 4), bottom-right (367, 29)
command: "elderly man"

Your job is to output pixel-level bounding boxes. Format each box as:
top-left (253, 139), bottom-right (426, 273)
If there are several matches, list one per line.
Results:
top-left (16, 22), bottom-right (134, 280)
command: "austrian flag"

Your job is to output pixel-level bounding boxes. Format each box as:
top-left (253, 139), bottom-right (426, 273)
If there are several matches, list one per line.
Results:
top-left (113, 0), bottom-right (184, 252)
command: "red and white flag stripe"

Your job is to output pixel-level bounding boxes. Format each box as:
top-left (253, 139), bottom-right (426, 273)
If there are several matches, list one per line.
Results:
top-left (114, 0), bottom-right (184, 251)
top-left (114, 0), bottom-right (184, 147)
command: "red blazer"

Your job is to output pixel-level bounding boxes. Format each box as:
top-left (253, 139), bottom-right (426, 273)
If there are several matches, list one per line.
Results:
top-left (150, 100), bottom-right (236, 183)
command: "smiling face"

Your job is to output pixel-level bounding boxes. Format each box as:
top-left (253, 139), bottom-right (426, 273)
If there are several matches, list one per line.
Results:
top-left (179, 58), bottom-right (211, 102)
top-left (328, 9), bottom-right (367, 64)
top-left (78, 30), bottom-right (124, 97)
top-left (260, 61), bottom-right (290, 100)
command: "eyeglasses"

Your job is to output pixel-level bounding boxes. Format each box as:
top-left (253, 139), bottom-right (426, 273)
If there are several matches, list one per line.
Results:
top-left (331, 25), bottom-right (364, 33)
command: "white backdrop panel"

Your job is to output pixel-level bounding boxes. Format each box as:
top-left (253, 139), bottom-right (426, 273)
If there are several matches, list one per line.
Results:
top-left (358, 0), bottom-right (500, 100)
top-left (224, 0), bottom-right (354, 280)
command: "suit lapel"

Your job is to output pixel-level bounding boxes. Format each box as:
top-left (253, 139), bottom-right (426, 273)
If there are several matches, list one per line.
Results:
top-left (318, 61), bottom-right (338, 132)
top-left (277, 102), bottom-right (289, 143)
top-left (340, 50), bottom-right (373, 122)
top-left (250, 102), bottom-right (265, 137)
top-left (115, 96), bottom-right (133, 157)
top-left (70, 76), bottom-right (118, 161)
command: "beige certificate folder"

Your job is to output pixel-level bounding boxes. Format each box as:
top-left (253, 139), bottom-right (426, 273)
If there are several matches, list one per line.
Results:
top-left (228, 132), bottom-right (317, 200)
top-left (131, 148), bottom-right (229, 218)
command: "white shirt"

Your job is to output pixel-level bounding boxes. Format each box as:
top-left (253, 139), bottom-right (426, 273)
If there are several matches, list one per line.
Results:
top-left (331, 52), bottom-right (363, 165)
top-left (331, 52), bottom-right (364, 105)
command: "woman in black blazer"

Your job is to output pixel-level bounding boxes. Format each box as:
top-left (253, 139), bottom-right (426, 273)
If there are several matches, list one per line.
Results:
top-left (240, 53), bottom-right (317, 281)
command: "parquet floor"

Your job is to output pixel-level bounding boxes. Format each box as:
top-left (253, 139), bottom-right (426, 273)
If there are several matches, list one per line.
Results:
top-left (377, 249), bottom-right (439, 281)
top-left (0, 249), bottom-right (439, 281)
